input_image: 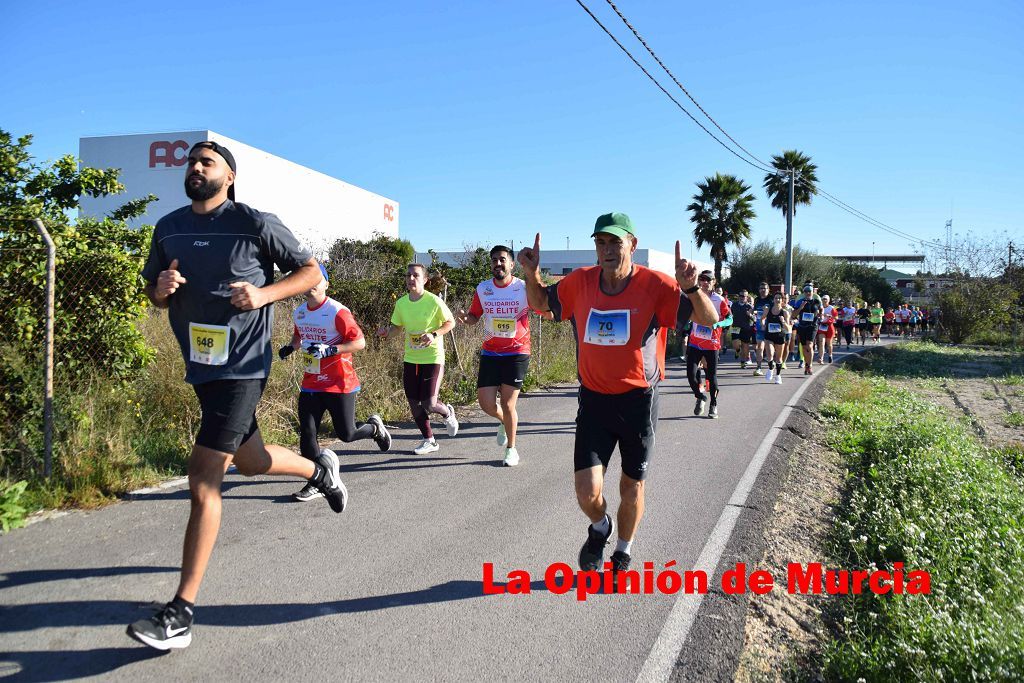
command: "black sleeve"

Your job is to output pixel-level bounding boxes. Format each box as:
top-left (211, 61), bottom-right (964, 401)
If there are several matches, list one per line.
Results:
top-left (676, 293), bottom-right (694, 330)
top-left (546, 282), bottom-right (564, 322)
top-left (260, 212), bottom-right (313, 273)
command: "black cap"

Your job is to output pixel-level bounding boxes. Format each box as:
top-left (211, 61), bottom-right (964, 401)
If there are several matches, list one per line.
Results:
top-left (189, 141), bottom-right (236, 201)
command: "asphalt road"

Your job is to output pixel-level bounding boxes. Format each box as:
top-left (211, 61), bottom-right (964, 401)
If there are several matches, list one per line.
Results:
top-left (0, 343), bottom-right (882, 682)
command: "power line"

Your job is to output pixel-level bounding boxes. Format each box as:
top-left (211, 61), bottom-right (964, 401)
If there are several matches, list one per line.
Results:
top-left (795, 176), bottom-right (945, 248)
top-left (573, 0), bottom-right (778, 175)
top-left (576, 0), bottom-right (944, 249)
top-left (603, 0), bottom-right (772, 171)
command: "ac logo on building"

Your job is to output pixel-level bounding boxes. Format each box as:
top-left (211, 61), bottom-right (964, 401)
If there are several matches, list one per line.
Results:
top-left (383, 204), bottom-right (395, 222)
top-left (149, 140), bottom-right (190, 168)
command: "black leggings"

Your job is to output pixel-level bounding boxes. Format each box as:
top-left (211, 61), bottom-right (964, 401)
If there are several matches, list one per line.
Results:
top-left (298, 391), bottom-right (375, 460)
top-left (686, 347), bottom-right (719, 402)
top-left (841, 325), bottom-right (853, 346)
top-left (403, 362), bottom-right (450, 439)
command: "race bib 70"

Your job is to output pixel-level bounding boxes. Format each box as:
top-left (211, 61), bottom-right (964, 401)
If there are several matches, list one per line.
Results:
top-left (583, 308), bottom-right (630, 346)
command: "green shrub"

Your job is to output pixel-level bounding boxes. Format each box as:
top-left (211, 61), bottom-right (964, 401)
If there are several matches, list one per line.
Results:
top-left (0, 480), bottom-right (29, 532)
top-left (821, 370), bottom-right (1024, 680)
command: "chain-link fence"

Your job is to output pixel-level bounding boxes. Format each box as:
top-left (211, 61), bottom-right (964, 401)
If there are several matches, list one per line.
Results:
top-left (2, 217), bottom-right (152, 481)
top-left (1, 219), bottom-right (55, 477)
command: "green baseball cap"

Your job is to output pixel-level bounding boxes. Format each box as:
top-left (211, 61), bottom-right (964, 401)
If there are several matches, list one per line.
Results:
top-left (591, 212), bottom-right (636, 239)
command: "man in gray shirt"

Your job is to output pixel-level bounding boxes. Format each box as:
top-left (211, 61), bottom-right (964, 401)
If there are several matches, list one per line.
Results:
top-left (128, 141), bottom-right (348, 651)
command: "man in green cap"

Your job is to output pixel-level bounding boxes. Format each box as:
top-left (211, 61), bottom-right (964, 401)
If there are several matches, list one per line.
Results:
top-left (518, 212), bottom-right (717, 577)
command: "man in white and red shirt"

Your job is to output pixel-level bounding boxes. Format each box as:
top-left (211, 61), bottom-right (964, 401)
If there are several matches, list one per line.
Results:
top-left (815, 295), bottom-right (837, 363)
top-left (686, 270), bottom-right (732, 418)
top-left (458, 245), bottom-right (550, 467)
top-left (279, 264), bottom-right (392, 501)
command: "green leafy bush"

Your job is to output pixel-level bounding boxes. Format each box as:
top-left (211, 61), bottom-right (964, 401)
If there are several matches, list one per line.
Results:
top-left (1, 480), bottom-right (29, 532)
top-left (821, 370), bottom-right (1024, 680)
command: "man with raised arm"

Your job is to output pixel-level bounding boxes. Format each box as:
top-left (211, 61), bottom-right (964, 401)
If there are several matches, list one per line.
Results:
top-left (456, 245), bottom-right (551, 467)
top-left (517, 213), bottom-right (717, 577)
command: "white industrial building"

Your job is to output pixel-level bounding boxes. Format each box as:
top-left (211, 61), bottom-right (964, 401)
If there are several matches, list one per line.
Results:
top-left (417, 248), bottom-right (713, 279)
top-left (78, 130), bottom-right (399, 253)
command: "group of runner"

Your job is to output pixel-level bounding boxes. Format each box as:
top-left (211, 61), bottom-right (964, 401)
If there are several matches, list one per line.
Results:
top-left (883, 304), bottom-right (936, 337)
top-left (127, 142), bottom-right (725, 651)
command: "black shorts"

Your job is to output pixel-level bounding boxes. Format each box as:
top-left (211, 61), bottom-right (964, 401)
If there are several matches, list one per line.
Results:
top-left (574, 385), bottom-right (659, 481)
top-left (730, 330), bottom-right (741, 341)
top-left (477, 354), bottom-right (530, 389)
top-left (765, 332), bottom-right (786, 346)
top-left (193, 378), bottom-right (266, 453)
top-left (797, 326), bottom-right (816, 344)
top-left (738, 326), bottom-right (755, 344)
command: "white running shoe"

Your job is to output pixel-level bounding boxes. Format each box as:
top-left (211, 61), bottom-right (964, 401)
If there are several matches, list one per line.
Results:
top-left (503, 447), bottom-right (520, 467)
top-left (496, 423), bottom-right (508, 447)
top-left (775, 374), bottom-right (783, 385)
top-left (444, 404), bottom-right (459, 437)
top-left (413, 439), bottom-right (439, 455)
top-left (765, 369), bottom-right (774, 382)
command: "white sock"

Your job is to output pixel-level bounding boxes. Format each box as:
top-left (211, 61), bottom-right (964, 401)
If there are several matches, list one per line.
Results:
top-left (592, 514), bottom-right (611, 535)
top-left (615, 538), bottom-right (632, 555)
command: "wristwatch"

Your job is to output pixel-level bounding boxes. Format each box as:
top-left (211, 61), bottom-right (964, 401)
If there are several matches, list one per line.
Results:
top-left (683, 285), bottom-right (700, 294)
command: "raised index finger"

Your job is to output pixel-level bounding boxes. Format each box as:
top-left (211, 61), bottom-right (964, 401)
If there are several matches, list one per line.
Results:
top-left (674, 240), bottom-right (681, 263)
top-left (533, 232), bottom-right (541, 253)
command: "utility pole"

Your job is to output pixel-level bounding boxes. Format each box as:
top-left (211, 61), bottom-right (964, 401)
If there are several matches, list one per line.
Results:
top-left (945, 218), bottom-right (953, 274)
top-left (566, 236), bottom-right (570, 250)
top-left (783, 170), bottom-right (796, 297)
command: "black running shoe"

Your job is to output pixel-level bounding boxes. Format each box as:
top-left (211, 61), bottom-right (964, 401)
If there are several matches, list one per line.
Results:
top-left (126, 601), bottom-right (193, 650)
top-left (609, 550), bottom-right (632, 574)
top-left (368, 414), bottom-right (391, 452)
top-left (693, 395), bottom-right (707, 416)
top-left (314, 448), bottom-right (348, 513)
top-left (578, 516), bottom-right (613, 571)
top-left (293, 482), bottom-right (324, 502)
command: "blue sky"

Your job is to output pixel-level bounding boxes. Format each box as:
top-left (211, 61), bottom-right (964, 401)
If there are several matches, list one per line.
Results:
top-left (5, 0), bottom-right (1022, 264)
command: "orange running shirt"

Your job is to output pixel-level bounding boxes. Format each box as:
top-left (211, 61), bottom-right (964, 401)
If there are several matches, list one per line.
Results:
top-left (547, 265), bottom-right (680, 395)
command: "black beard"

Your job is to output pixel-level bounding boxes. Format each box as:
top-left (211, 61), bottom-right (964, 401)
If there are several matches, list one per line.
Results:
top-left (185, 175), bottom-right (224, 201)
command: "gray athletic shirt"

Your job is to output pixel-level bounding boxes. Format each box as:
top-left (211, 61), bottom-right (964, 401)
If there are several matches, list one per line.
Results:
top-left (141, 200), bottom-right (313, 385)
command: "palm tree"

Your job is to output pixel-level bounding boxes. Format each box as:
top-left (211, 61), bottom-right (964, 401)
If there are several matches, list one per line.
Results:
top-left (687, 173), bottom-right (757, 282)
top-left (762, 150), bottom-right (818, 219)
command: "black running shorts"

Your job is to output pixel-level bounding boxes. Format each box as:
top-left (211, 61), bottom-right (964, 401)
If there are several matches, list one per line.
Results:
top-left (193, 378), bottom-right (266, 453)
top-left (574, 385), bottom-right (659, 481)
top-left (765, 332), bottom-right (786, 346)
top-left (477, 354), bottom-right (530, 389)
top-left (738, 326), bottom-right (755, 344)
top-left (797, 326), bottom-right (816, 344)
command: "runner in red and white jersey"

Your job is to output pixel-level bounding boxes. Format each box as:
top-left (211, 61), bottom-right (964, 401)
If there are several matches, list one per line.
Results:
top-left (457, 245), bottom-right (551, 467)
top-left (815, 295), bottom-right (837, 363)
top-left (279, 265), bottom-right (392, 501)
top-left (686, 270), bottom-right (732, 418)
